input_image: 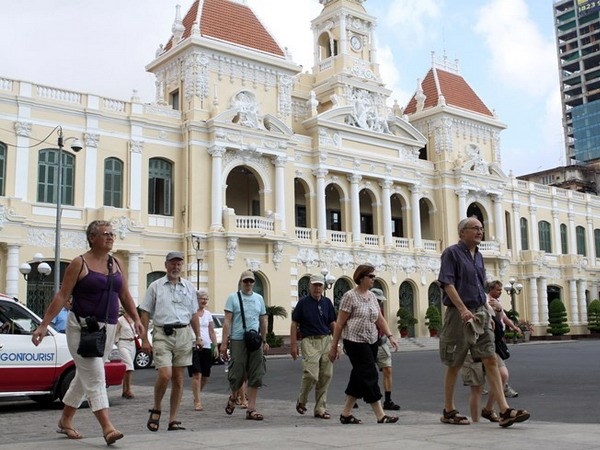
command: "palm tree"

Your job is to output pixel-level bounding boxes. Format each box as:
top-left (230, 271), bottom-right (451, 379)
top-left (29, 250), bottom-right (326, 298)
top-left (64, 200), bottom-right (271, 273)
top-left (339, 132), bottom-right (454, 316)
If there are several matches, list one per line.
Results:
top-left (265, 305), bottom-right (288, 335)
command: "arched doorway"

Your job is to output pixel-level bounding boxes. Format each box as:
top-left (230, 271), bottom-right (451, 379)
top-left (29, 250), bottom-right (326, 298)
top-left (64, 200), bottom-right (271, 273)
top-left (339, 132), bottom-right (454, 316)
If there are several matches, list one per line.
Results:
top-left (399, 281), bottom-right (416, 337)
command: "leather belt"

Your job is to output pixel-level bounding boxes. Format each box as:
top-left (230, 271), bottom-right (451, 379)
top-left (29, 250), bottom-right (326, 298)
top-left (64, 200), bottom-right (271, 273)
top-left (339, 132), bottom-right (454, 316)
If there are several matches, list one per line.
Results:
top-left (157, 323), bottom-right (189, 328)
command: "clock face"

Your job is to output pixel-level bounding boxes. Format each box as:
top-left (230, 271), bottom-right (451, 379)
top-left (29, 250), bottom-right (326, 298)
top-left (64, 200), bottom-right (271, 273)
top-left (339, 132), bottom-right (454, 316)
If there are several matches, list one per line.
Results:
top-left (350, 35), bottom-right (362, 51)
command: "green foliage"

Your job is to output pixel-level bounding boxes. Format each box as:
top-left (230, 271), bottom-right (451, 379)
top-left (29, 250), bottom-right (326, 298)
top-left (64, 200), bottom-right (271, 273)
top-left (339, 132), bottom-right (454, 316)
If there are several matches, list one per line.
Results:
top-left (587, 299), bottom-right (600, 333)
top-left (547, 299), bottom-right (570, 336)
top-left (266, 331), bottom-right (283, 348)
top-left (506, 309), bottom-right (519, 323)
top-left (396, 306), bottom-right (418, 332)
top-left (265, 305), bottom-right (288, 335)
top-left (424, 305), bottom-right (442, 331)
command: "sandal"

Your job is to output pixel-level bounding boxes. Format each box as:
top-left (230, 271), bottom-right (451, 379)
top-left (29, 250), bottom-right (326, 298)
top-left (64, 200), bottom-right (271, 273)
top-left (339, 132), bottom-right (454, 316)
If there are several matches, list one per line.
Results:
top-left (314, 411), bottom-right (331, 419)
top-left (167, 421), bottom-right (186, 431)
top-left (499, 408), bottom-right (530, 428)
top-left (440, 409), bottom-right (470, 425)
top-left (296, 400), bottom-right (307, 415)
top-left (246, 409), bottom-right (264, 421)
top-left (225, 395), bottom-right (236, 415)
top-left (121, 392), bottom-right (135, 399)
top-left (104, 429), bottom-right (124, 445)
top-left (339, 414), bottom-right (362, 424)
top-left (147, 409), bottom-right (161, 432)
top-left (194, 402), bottom-right (204, 411)
top-left (377, 415), bottom-right (399, 424)
top-left (56, 422), bottom-right (83, 440)
top-left (481, 408), bottom-right (500, 423)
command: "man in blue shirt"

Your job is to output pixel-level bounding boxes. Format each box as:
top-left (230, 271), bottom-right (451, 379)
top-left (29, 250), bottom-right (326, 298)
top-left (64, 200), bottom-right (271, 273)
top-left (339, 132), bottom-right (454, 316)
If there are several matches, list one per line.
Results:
top-left (290, 274), bottom-right (337, 419)
top-left (437, 217), bottom-right (530, 428)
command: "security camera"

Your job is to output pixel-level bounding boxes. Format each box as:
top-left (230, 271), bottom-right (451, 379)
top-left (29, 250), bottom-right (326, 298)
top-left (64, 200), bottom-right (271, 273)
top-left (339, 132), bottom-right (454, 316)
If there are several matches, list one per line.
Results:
top-left (70, 138), bottom-right (83, 152)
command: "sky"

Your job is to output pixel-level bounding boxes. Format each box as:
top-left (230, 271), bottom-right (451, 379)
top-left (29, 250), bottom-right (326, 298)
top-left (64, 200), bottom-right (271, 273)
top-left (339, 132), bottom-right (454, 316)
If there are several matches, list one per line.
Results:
top-left (2, 0), bottom-right (563, 176)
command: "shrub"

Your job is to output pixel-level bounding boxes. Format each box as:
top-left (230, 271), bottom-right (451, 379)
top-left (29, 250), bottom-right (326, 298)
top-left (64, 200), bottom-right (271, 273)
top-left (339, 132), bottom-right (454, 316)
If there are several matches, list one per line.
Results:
top-left (547, 299), bottom-right (570, 336)
top-left (266, 331), bottom-right (283, 348)
top-left (424, 305), bottom-right (442, 331)
top-left (396, 306), bottom-right (418, 333)
top-left (587, 299), bottom-right (600, 333)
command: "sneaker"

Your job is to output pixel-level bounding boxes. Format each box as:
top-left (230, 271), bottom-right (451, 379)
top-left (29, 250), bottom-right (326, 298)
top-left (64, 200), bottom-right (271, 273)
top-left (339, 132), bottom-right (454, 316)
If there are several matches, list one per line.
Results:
top-left (504, 384), bottom-right (519, 398)
top-left (481, 389), bottom-right (489, 396)
top-left (481, 408), bottom-right (499, 422)
top-left (383, 400), bottom-right (401, 411)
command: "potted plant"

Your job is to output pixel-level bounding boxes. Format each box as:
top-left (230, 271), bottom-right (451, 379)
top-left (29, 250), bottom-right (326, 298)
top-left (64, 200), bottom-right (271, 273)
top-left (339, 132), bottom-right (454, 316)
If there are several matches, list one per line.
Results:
top-left (517, 320), bottom-right (534, 342)
top-left (587, 299), bottom-right (600, 334)
top-left (547, 299), bottom-right (570, 336)
top-left (424, 305), bottom-right (442, 337)
top-left (396, 306), bottom-right (418, 338)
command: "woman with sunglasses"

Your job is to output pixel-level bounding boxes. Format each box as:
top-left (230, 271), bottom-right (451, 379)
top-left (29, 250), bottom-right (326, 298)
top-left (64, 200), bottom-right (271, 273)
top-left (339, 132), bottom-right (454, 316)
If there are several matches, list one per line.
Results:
top-left (328, 264), bottom-right (399, 424)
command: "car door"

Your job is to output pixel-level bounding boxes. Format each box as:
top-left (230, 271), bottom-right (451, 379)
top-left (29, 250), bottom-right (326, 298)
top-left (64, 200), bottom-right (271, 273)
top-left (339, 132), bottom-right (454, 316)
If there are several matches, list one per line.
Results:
top-left (0, 299), bottom-right (58, 392)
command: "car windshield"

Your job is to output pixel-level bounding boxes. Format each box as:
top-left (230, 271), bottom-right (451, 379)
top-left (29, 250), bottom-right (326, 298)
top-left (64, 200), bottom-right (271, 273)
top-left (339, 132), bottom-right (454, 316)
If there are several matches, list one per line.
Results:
top-left (212, 314), bottom-right (224, 328)
top-left (0, 301), bottom-right (38, 335)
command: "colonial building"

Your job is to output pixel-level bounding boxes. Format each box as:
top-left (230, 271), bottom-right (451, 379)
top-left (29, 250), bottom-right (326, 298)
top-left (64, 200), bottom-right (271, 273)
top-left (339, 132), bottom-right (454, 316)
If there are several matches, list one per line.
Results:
top-left (1, 0), bottom-right (599, 337)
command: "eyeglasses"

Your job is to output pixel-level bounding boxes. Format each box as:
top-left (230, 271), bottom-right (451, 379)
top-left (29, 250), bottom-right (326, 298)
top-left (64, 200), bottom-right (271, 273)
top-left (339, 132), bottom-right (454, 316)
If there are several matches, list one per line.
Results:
top-left (465, 226), bottom-right (484, 232)
top-left (99, 232), bottom-right (116, 238)
top-left (367, 274), bottom-right (376, 279)
top-left (243, 279), bottom-right (255, 284)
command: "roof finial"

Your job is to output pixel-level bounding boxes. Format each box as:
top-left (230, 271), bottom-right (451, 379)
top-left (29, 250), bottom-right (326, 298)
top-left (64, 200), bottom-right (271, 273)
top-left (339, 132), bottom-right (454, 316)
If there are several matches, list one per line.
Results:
top-left (172, 4), bottom-right (185, 43)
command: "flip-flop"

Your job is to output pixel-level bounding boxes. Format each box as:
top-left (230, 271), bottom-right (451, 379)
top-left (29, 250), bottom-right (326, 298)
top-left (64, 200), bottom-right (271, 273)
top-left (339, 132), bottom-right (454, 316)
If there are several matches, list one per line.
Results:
top-left (56, 423), bottom-right (83, 440)
top-left (104, 429), bottom-right (124, 445)
top-left (295, 400), bottom-right (307, 415)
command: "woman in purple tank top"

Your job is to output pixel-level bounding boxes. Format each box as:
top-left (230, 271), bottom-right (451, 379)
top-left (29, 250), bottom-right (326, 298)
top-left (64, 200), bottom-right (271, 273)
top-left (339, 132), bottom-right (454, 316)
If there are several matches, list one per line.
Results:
top-left (32, 220), bottom-right (144, 445)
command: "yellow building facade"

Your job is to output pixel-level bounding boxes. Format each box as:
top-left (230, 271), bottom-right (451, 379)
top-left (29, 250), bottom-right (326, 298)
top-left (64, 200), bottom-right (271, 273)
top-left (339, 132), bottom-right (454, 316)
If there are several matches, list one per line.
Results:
top-left (0, 0), bottom-right (598, 337)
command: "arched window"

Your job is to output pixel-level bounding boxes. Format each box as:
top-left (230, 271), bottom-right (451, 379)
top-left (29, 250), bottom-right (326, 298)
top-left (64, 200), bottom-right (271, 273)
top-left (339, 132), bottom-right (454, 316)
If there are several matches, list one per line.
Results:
top-left (560, 223), bottom-right (568, 254)
top-left (37, 149), bottom-right (75, 205)
top-left (148, 158), bottom-right (173, 216)
top-left (576, 225), bottom-right (586, 256)
top-left (147, 271), bottom-right (166, 287)
top-left (0, 142), bottom-right (5, 196)
top-left (538, 221), bottom-right (552, 253)
top-left (104, 157), bottom-right (123, 207)
top-left (595, 229), bottom-right (600, 259)
top-left (520, 218), bottom-right (529, 251)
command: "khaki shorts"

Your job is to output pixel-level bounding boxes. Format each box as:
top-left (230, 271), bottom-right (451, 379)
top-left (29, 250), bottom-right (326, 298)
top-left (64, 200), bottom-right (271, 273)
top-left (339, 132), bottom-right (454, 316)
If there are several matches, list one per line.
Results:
top-left (376, 337), bottom-right (392, 369)
top-left (461, 354), bottom-right (485, 386)
top-left (439, 306), bottom-right (495, 367)
top-left (152, 325), bottom-right (193, 369)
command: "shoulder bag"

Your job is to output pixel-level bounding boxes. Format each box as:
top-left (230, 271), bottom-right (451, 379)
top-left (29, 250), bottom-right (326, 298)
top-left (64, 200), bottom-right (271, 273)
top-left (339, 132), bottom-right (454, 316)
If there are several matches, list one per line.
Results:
top-left (237, 291), bottom-right (263, 352)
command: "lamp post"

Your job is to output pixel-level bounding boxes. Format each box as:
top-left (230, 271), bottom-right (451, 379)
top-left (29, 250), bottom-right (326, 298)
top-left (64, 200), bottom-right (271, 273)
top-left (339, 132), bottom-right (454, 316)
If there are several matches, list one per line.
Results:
top-left (53, 127), bottom-right (83, 294)
top-left (320, 267), bottom-right (336, 298)
top-left (19, 253), bottom-right (52, 316)
top-left (193, 236), bottom-right (205, 289)
top-left (503, 277), bottom-right (523, 315)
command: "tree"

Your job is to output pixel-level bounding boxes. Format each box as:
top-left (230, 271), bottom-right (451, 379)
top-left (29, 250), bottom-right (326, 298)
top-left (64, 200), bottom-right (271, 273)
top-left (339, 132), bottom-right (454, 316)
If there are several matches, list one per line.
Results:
top-left (265, 305), bottom-right (288, 347)
top-left (547, 298), bottom-right (570, 336)
top-left (396, 306), bottom-right (418, 336)
top-left (587, 299), bottom-right (600, 333)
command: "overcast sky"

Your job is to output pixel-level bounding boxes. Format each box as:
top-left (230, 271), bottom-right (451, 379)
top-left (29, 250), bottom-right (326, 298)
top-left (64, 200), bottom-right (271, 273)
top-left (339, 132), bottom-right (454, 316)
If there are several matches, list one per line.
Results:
top-left (2, 0), bottom-right (563, 176)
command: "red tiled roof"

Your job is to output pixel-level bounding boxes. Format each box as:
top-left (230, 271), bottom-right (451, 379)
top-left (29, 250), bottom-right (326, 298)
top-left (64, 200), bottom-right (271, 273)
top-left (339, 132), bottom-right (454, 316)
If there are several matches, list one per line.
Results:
top-left (163, 0), bottom-right (285, 57)
top-left (404, 67), bottom-right (493, 117)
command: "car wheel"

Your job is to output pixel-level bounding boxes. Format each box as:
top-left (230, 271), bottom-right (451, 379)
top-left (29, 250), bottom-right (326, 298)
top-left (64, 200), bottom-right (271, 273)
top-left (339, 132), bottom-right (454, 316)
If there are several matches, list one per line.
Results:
top-left (28, 393), bottom-right (55, 405)
top-left (57, 368), bottom-right (76, 401)
top-left (134, 349), bottom-right (152, 370)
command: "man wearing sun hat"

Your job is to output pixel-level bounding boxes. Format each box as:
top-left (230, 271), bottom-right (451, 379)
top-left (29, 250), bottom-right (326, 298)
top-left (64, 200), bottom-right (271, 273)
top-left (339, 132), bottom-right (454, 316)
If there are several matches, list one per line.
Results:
top-left (371, 288), bottom-right (401, 411)
top-left (290, 274), bottom-right (337, 419)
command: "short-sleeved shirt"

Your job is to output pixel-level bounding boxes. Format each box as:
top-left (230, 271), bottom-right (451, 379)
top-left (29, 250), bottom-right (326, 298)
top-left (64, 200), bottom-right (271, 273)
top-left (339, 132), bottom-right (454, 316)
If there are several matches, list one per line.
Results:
top-left (339, 289), bottom-right (379, 344)
top-left (224, 291), bottom-right (266, 340)
top-left (140, 276), bottom-right (196, 326)
top-left (292, 294), bottom-right (335, 337)
top-left (438, 240), bottom-right (486, 309)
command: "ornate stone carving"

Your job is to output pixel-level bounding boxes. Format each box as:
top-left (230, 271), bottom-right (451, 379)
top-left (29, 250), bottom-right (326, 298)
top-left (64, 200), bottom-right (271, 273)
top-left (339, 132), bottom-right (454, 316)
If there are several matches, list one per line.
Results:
top-left (297, 247), bottom-right (320, 268)
top-left (129, 140), bottom-right (144, 154)
top-left (272, 241), bottom-right (283, 270)
top-left (14, 121), bottom-right (32, 137)
top-left (226, 237), bottom-right (238, 268)
top-left (111, 216), bottom-right (136, 240)
top-left (345, 88), bottom-right (391, 134)
top-left (84, 133), bottom-right (100, 148)
top-left (231, 91), bottom-right (265, 129)
top-left (278, 75), bottom-right (292, 118)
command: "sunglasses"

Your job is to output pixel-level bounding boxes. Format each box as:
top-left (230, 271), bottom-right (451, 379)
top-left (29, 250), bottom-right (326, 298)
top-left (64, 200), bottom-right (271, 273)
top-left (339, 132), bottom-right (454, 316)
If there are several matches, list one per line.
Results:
top-left (243, 279), bottom-right (255, 284)
top-left (367, 274), bottom-right (376, 279)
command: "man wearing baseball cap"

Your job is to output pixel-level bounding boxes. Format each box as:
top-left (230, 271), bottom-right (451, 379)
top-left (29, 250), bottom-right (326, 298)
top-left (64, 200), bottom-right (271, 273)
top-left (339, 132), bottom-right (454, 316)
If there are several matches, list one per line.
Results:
top-left (291, 274), bottom-right (337, 419)
top-left (140, 251), bottom-right (199, 432)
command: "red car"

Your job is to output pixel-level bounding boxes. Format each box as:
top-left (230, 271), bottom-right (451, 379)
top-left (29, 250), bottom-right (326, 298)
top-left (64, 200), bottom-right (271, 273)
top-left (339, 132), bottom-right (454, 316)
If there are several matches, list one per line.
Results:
top-left (0, 294), bottom-right (125, 404)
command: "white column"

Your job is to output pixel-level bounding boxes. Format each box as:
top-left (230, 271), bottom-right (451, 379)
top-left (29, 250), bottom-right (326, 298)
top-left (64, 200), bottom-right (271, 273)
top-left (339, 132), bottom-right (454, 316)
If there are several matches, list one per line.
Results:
top-left (273, 156), bottom-right (286, 233)
top-left (83, 141), bottom-right (97, 208)
top-left (129, 141), bottom-right (143, 210)
top-left (6, 245), bottom-right (20, 299)
top-left (577, 279), bottom-right (587, 324)
top-left (552, 208), bottom-right (561, 255)
top-left (568, 211), bottom-right (577, 255)
top-left (456, 188), bottom-right (468, 220)
top-left (128, 252), bottom-right (141, 305)
top-left (538, 277), bottom-right (548, 325)
top-left (529, 204), bottom-right (539, 251)
top-left (208, 146), bottom-right (226, 231)
top-left (529, 277), bottom-right (540, 324)
top-left (586, 211), bottom-right (595, 266)
top-left (340, 12), bottom-right (347, 54)
top-left (314, 169), bottom-right (328, 241)
top-left (492, 194), bottom-right (505, 244)
top-left (410, 185), bottom-right (422, 248)
top-left (568, 279), bottom-right (578, 325)
top-left (512, 203), bottom-right (521, 253)
top-left (381, 179), bottom-right (393, 247)
top-left (348, 174), bottom-right (362, 245)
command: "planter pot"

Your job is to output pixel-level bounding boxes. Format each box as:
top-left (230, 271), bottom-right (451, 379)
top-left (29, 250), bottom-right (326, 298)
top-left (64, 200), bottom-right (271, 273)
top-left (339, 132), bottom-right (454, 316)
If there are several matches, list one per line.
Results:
top-left (429, 329), bottom-right (438, 337)
top-left (400, 329), bottom-right (409, 338)
top-left (523, 331), bottom-right (531, 342)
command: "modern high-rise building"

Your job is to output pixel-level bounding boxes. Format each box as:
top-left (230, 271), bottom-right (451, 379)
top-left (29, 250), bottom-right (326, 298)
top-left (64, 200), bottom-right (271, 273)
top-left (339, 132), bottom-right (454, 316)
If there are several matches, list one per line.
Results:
top-left (554, 0), bottom-right (600, 164)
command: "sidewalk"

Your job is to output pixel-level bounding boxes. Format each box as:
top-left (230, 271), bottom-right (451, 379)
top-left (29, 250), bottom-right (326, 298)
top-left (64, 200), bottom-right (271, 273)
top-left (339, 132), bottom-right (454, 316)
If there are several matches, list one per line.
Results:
top-left (1, 384), bottom-right (598, 450)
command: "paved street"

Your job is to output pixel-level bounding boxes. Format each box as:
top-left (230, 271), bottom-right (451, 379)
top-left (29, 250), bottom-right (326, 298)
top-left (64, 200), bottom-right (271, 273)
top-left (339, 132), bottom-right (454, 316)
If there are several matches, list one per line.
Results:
top-left (1, 340), bottom-right (599, 448)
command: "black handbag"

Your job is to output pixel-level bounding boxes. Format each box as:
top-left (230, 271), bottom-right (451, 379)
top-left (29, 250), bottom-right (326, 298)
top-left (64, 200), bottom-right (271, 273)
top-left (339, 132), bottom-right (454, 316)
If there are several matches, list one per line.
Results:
top-left (492, 315), bottom-right (510, 360)
top-left (76, 256), bottom-right (113, 358)
top-left (237, 291), bottom-right (263, 352)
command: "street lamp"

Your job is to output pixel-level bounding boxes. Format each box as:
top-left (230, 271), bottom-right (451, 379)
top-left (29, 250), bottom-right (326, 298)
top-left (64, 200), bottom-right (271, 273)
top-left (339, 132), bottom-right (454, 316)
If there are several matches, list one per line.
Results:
top-left (19, 253), bottom-right (52, 316)
top-left (503, 277), bottom-right (523, 315)
top-left (193, 236), bottom-right (205, 289)
top-left (320, 267), bottom-right (336, 297)
top-left (53, 126), bottom-right (83, 294)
